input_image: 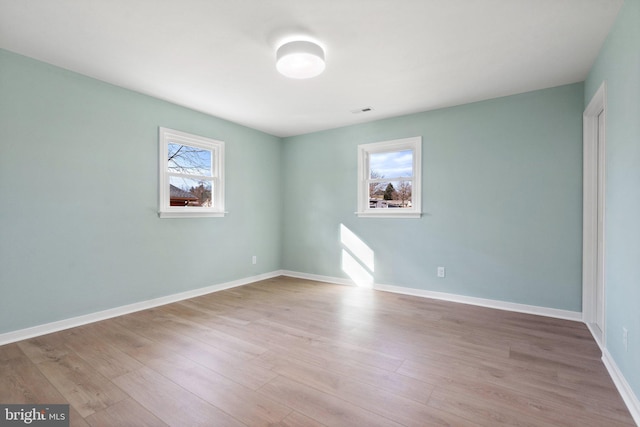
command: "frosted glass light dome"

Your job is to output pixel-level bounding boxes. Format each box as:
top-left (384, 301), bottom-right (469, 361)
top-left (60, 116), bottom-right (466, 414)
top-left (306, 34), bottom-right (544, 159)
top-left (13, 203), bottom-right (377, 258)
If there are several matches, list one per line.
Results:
top-left (276, 41), bottom-right (325, 79)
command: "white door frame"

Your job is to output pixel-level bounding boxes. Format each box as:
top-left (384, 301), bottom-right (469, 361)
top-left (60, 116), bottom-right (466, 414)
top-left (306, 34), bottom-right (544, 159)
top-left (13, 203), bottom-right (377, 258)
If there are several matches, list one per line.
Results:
top-left (582, 81), bottom-right (607, 348)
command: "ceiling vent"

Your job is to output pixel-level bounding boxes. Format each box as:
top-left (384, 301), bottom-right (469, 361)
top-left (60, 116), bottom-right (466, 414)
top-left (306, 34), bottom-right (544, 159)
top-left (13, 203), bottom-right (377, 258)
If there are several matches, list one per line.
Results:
top-left (351, 107), bottom-right (373, 114)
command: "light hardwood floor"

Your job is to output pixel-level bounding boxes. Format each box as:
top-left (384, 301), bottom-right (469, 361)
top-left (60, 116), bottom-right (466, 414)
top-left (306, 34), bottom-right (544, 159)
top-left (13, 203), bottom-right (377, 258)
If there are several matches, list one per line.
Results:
top-left (0, 276), bottom-right (635, 426)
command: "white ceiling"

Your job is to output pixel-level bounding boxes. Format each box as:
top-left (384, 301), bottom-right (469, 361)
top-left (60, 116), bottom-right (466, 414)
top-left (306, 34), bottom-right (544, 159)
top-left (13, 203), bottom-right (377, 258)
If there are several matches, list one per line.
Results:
top-left (0, 0), bottom-right (623, 137)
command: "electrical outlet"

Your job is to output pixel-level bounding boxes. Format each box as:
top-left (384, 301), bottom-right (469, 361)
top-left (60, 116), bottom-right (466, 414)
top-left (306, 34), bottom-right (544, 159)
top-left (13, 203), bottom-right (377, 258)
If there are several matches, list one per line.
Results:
top-left (623, 327), bottom-right (628, 351)
top-left (437, 266), bottom-right (446, 278)
top-left (252, 255), bottom-right (257, 265)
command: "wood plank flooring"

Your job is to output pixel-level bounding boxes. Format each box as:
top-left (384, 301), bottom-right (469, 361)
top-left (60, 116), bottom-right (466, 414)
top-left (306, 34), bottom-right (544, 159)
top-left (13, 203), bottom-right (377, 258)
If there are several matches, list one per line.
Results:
top-left (0, 276), bottom-right (635, 426)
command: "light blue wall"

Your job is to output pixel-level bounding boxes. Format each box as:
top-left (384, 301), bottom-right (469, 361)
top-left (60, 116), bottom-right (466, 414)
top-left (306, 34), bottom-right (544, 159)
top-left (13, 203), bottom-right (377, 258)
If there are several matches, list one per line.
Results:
top-left (585, 0), bottom-right (640, 399)
top-left (0, 49), bottom-right (282, 333)
top-left (282, 83), bottom-right (584, 312)
top-left (0, 50), bottom-right (587, 331)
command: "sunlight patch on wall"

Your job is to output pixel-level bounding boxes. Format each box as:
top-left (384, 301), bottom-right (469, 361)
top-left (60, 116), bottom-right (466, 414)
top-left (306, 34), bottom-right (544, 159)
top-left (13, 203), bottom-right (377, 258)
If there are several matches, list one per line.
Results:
top-left (340, 224), bottom-right (374, 287)
top-left (341, 250), bottom-right (374, 288)
top-left (340, 224), bottom-right (374, 271)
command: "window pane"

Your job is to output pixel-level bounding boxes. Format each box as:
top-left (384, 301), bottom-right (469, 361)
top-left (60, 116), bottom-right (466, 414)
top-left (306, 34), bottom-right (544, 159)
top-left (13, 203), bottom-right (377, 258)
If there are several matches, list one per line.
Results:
top-left (167, 143), bottom-right (212, 176)
top-left (169, 176), bottom-right (213, 207)
top-left (368, 180), bottom-right (412, 209)
top-left (369, 149), bottom-right (412, 179)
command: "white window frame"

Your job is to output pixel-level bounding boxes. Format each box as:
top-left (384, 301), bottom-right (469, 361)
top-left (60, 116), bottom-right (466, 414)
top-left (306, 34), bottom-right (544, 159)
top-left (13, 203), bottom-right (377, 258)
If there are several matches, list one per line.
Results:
top-left (356, 136), bottom-right (422, 218)
top-left (158, 127), bottom-right (225, 218)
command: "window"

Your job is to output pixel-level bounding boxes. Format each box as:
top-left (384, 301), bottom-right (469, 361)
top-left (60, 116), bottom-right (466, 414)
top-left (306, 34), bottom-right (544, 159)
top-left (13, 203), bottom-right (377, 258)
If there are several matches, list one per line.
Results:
top-left (158, 127), bottom-right (225, 218)
top-left (357, 136), bottom-right (422, 218)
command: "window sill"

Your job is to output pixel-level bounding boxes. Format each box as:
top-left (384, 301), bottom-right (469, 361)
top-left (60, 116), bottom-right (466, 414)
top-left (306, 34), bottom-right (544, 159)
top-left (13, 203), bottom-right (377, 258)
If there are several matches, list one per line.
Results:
top-left (159, 211), bottom-right (227, 218)
top-left (355, 211), bottom-right (422, 219)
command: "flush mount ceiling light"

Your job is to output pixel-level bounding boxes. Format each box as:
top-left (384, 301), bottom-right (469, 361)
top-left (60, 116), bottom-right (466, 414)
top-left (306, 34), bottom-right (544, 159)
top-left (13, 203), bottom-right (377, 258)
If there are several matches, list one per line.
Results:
top-left (276, 40), bottom-right (325, 79)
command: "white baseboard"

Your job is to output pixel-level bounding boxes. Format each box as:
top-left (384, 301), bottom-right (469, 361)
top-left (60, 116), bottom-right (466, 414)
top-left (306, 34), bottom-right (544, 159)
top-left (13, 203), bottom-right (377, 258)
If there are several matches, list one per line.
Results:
top-left (281, 270), bottom-right (582, 321)
top-left (584, 321), bottom-right (605, 352)
top-left (602, 349), bottom-right (640, 425)
top-left (374, 282), bottom-right (582, 321)
top-left (0, 271), bottom-right (282, 346)
top-left (282, 270), bottom-right (355, 287)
